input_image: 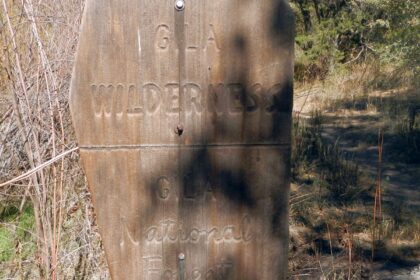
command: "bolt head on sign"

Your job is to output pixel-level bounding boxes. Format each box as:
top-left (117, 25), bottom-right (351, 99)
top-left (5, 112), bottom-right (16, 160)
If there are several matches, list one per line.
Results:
top-left (70, 0), bottom-right (294, 279)
top-left (175, 0), bottom-right (185, 11)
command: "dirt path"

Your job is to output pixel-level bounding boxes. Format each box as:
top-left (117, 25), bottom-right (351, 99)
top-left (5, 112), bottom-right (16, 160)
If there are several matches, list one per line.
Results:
top-left (292, 87), bottom-right (420, 278)
top-left (294, 87), bottom-right (420, 216)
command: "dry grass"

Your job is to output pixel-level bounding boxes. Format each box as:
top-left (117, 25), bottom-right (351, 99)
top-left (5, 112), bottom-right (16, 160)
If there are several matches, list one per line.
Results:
top-left (0, 0), bottom-right (108, 278)
top-left (290, 62), bottom-right (420, 279)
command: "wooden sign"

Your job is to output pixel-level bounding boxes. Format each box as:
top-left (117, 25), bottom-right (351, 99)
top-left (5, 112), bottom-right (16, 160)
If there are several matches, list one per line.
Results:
top-left (70, 0), bottom-right (294, 279)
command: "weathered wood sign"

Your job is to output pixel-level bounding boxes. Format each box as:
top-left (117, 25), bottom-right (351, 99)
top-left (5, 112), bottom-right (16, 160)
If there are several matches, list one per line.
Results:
top-left (70, 0), bottom-right (294, 279)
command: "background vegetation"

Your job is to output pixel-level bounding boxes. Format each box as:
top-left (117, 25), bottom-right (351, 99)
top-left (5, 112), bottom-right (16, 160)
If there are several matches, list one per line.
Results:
top-left (292, 0), bottom-right (419, 85)
top-left (289, 0), bottom-right (419, 278)
top-left (0, 0), bottom-right (418, 279)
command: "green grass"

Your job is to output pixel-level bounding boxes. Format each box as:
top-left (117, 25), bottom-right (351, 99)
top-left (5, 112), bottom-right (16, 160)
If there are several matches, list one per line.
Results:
top-left (0, 205), bottom-right (36, 262)
top-left (0, 226), bottom-right (13, 262)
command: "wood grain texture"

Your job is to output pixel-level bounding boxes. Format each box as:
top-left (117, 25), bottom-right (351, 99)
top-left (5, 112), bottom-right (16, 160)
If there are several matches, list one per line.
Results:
top-left (70, 0), bottom-right (294, 279)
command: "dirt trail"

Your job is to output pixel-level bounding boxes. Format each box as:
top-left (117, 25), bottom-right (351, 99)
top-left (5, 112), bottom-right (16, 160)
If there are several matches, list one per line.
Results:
top-left (293, 87), bottom-right (420, 278)
top-left (294, 87), bottom-right (420, 216)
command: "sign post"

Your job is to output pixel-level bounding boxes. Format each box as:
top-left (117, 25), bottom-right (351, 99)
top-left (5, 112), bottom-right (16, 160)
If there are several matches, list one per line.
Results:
top-left (70, 1), bottom-right (294, 279)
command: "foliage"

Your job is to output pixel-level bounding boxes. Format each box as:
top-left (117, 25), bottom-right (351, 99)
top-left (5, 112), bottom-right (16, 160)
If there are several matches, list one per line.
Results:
top-left (292, 0), bottom-right (419, 83)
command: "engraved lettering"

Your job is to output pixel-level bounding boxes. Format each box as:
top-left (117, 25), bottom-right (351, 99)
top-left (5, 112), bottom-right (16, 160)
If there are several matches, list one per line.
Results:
top-left (206, 269), bottom-right (216, 280)
top-left (165, 220), bottom-right (178, 241)
top-left (184, 83), bottom-right (202, 113)
top-left (143, 256), bottom-right (163, 279)
top-left (144, 217), bottom-right (255, 244)
top-left (143, 83), bottom-right (161, 113)
top-left (164, 83), bottom-right (180, 114)
top-left (205, 182), bottom-right (218, 202)
top-left (154, 23), bottom-right (220, 51)
top-left (247, 84), bottom-right (262, 112)
top-left (155, 25), bottom-right (170, 50)
top-left (91, 84), bottom-right (113, 116)
top-left (145, 226), bottom-right (159, 242)
top-left (207, 84), bottom-right (226, 115)
top-left (192, 269), bottom-right (201, 280)
top-left (114, 83), bottom-right (124, 117)
top-left (142, 260), bottom-right (233, 280)
top-left (90, 83), bottom-right (281, 118)
top-left (228, 83), bottom-right (245, 114)
top-left (206, 24), bottom-right (220, 51)
top-left (190, 228), bottom-right (200, 243)
top-left (223, 226), bottom-right (235, 241)
top-left (219, 260), bottom-right (234, 279)
top-left (127, 84), bottom-right (143, 115)
top-left (104, 84), bottom-right (114, 116)
top-left (207, 227), bottom-right (223, 242)
top-left (120, 218), bottom-right (140, 246)
top-left (241, 215), bottom-right (254, 242)
top-left (157, 177), bottom-right (170, 200)
top-left (264, 84), bottom-right (282, 113)
top-left (204, 261), bottom-right (233, 280)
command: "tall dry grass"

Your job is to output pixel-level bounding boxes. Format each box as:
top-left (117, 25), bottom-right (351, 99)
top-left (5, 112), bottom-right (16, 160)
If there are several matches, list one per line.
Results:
top-left (0, 0), bottom-right (108, 278)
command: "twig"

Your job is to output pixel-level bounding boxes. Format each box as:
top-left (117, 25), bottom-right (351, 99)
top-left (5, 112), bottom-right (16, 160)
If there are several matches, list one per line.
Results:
top-left (344, 46), bottom-right (365, 65)
top-left (0, 106), bottom-right (13, 125)
top-left (327, 223), bottom-right (335, 274)
top-left (372, 129), bottom-right (384, 260)
top-left (0, 147), bottom-right (78, 187)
